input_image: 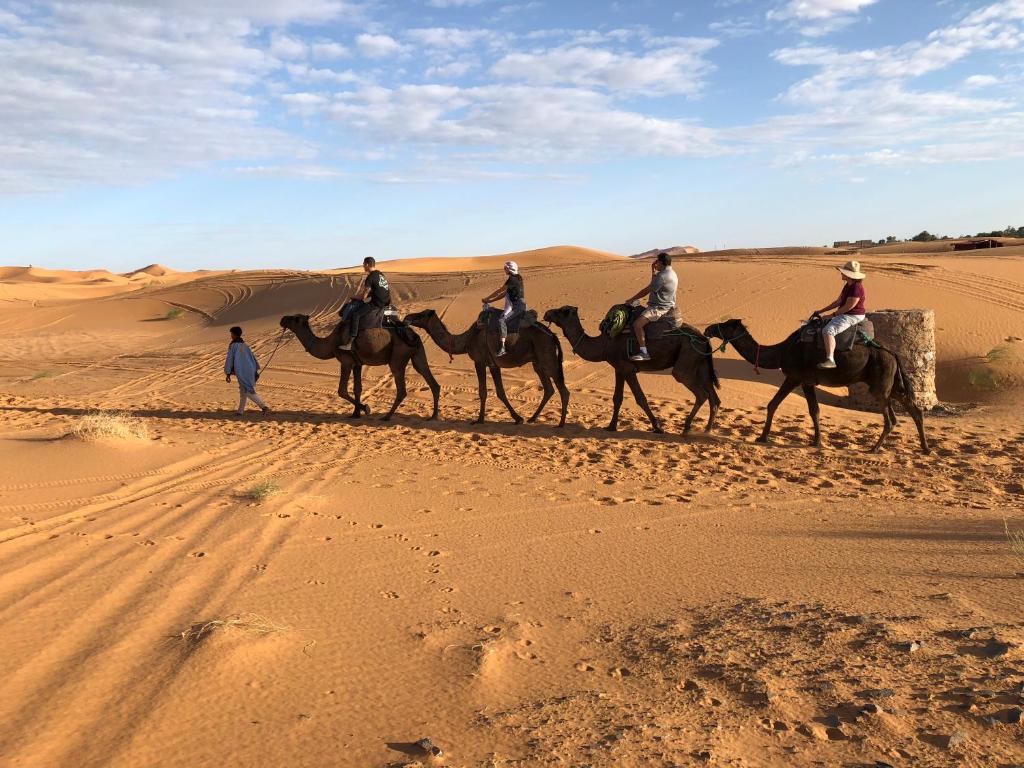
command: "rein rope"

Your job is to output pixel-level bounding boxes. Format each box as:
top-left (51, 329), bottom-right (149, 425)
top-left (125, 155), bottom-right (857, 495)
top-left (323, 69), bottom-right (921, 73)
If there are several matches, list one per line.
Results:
top-left (258, 327), bottom-right (291, 375)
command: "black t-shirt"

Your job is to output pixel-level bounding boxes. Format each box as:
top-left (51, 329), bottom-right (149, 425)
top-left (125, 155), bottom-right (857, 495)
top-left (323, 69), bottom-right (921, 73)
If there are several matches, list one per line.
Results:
top-left (505, 274), bottom-right (524, 303)
top-left (366, 270), bottom-right (390, 307)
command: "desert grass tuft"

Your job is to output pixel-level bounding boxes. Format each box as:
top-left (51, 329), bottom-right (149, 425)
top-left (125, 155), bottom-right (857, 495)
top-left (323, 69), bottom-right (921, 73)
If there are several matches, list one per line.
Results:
top-left (246, 479), bottom-right (280, 503)
top-left (175, 612), bottom-right (290, 651)
top-left (70, 411), bottom-right (148, 441)
top-left (967, 367), bottom-right (998, 391)
top-left (30, 371), bottom-right (52, 381)
top-left (986, 344), bottom-right (1017, 363)
top-left (164, 306), bottom-right (184, 320)
top-left (1005, 518), bottom-right (1024, 567)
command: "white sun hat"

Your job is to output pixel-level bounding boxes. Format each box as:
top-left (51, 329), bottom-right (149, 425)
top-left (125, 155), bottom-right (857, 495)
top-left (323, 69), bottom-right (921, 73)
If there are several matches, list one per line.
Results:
top-left (837, 259), bottom-right (866, 280)
top-left (504, 260), bottom-right (519, 274)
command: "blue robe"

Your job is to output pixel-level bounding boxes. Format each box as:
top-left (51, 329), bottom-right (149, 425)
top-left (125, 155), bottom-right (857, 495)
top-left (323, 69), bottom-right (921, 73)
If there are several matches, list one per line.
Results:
top-left (224, 341), bottom-right (260, 394)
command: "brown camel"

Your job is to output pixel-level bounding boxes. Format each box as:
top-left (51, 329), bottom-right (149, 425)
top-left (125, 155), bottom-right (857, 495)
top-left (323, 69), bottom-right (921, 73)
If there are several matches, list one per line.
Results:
top-left (703, 319), bottom-right (928, 453)
top-left (543, 306), bottom-right (719, 434)
top-left (403, 309), bottom-right (569, 426)
top-left (279, 314), bottom-right (440, 421)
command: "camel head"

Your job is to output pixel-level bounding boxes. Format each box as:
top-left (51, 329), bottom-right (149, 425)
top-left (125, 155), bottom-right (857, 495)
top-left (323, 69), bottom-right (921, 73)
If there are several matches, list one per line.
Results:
top-left (703, 319), bottom-right (745, 341)
top-left (280, 314), bottom-right (311, 332)
top-left (403, 309), bottom-right (437, 328)
top-left (543, 306), bottom-right (579, 327)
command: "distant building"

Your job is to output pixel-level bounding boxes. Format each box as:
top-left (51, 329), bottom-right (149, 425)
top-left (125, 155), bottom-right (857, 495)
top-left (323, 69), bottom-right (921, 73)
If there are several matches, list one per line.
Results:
top-left (833, 239), bottom-right (878, 249)
top-left (953, 238), bottom-right (1004, 251)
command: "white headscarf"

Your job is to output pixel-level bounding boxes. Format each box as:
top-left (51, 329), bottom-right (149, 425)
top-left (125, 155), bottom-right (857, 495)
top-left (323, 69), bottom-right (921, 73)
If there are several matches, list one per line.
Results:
top-left (504, 260), bottom-right (519, 274)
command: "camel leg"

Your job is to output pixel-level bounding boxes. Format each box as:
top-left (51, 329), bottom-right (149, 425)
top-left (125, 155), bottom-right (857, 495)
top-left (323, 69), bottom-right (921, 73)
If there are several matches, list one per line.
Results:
top-left (607, 370), bottom-right (625, 432)
top-left (337, 360), bottom-right (363, 418)
top-left (473, 362), bottom-right (488, 424)
top-left (555, 371), bottom-right (570, 428)
top-left (756, 378), bottom-right (800, 444)
top-left (672, 367), bottom-right (706, 436)
top-left (410, 347), bottom-right (441, 421)
top-left (801, 383), bottom-right (821, 448)
top-left (626, 372), bottom-right (662, 433)
top-left (490, 367), bottom-right (523, 424)
top-left (706, 386), bottom-right (721, 433)
top-left (353, 364), bottom-right (371, 416)
top-left (381, 360), bottom-right (407, 421)
top-left (896, 395), bottom-right (930, 455)
top-left (527, 363), bottom-right (554, 424)
top-left (868, 396), bottom-right (895, 453)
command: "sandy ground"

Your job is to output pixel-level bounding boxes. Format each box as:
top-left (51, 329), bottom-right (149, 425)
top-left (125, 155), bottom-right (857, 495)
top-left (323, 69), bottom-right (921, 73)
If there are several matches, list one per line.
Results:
top-left (1, 245), bottom-right (1023, 767)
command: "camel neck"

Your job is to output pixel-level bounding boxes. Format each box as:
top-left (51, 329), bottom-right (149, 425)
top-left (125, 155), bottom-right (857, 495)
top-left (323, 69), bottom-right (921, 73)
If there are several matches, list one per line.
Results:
top-left (558, 315), bottom-right (605, 362)
top-left (426, 316), bottom-right (472, 355)
top-left (292, 322), bottom-right (341, 360)
top-left (728, 329), bottom-right (784, 370)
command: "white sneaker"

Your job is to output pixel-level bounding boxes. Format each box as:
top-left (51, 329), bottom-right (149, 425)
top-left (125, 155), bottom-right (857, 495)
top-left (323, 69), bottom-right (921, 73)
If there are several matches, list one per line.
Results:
top-left (338, 342), bottom-right (352, 351)
top-left (630, 350), bottom-right (651, 362)
top-left (817, 359), bottom-right (837, 369)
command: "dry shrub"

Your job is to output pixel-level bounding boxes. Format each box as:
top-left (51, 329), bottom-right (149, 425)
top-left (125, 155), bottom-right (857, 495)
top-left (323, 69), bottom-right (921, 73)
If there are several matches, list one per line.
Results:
top-left (246, 479), bottom-right (280, 503)
top-left (165, 307), bottom-right (183, 320)
top-left (71, 411), bottom-right (149, 441)
top-left (175, 612), bottom-right (290, 652)
top-left (1005, 519), bottom-right (1024, 567)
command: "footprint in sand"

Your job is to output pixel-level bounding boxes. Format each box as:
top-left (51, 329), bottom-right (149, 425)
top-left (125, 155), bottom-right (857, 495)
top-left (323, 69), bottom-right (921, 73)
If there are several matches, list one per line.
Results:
top-left (575, 662), bottom-right (595, 672)
top-left (189, 551), bottom-right (205, 558)
top-left (380, 590), bottom-right (400, 599)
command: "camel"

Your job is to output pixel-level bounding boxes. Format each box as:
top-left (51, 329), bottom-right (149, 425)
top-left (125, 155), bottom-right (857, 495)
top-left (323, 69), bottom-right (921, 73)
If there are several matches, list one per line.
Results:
top-left (543, 306), bottom-right (719, 434)
top-left (403, 309), bottom-right (569, 426)
top-left (279, 314), bottom-right (440, 421)
top-left (703, 319), bottom-right (928, 453)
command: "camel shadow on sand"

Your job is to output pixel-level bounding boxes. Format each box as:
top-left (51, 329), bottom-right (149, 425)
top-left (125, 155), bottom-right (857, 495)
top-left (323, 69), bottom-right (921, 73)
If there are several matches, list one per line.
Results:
top-left (1, 403), bottom-right (736, 447)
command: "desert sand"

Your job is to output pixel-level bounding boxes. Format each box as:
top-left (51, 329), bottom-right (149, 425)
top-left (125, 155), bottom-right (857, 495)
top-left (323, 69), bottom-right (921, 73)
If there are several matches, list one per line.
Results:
top-left (1, 244), bottom-right (1023, 767)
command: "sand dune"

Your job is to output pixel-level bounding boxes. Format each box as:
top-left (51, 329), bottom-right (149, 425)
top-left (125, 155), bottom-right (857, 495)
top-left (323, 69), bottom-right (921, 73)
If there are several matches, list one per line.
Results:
top-left (1, 244), bottom-right (1022, 767)
top-left (336, 244), bottom-right (625, 273)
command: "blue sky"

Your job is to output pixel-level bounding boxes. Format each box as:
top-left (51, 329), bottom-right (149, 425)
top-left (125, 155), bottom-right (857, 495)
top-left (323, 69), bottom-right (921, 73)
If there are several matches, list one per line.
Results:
top-left (1, 0), bottom-right (1022, 271)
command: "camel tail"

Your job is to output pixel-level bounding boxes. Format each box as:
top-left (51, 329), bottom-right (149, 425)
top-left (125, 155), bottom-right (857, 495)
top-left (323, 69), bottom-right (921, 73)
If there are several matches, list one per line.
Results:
top-left (708, 353), bottom-right (720, 390)
top-left (551, 330), bottom-right (566, 383)
top-left (892, 350), bottom-right (914, 401)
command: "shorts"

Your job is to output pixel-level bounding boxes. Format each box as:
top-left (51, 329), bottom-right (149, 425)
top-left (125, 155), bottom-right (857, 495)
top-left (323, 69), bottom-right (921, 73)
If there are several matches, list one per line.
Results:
top-left (640, 305), bottom-right (671, 322)
top-left (823, 313), bottom-right (865, 337)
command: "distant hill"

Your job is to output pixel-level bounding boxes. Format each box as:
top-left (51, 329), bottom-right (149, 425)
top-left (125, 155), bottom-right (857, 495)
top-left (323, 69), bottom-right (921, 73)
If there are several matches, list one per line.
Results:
top-left (631, 246), bottom-right (701, 259)
top-left (336, 245), bottom-right (626, 273)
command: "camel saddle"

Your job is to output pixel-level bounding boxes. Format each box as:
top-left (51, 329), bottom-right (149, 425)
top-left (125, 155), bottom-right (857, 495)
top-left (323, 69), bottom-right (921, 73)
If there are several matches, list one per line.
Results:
top-left (476, 307), bottom-right (538, 334)
top-left (339, 300), bottom-right (421, 347)
top-left (600, 303), bottom-right (682, 341)
top-left (799, 316), bottom-right (874, 354)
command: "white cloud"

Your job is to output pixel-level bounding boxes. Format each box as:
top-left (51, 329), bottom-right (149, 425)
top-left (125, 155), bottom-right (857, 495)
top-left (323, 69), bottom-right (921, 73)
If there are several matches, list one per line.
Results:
top-left (356, 32), bottom-right (407, 58)
top-left (490, 40), bottom-right (718, 96)
top-left (406, 27), bottom-right (497, 49)
top-left (314, 83), bottom-right (723, 159)
top-left (0, 2), bottom-right (308, 193)
top-left (270, 33), bottom-right (308, 59)
top-left (425, 59), bottom-right (477, 78)
top-left (75, 0), bottom-right (363, 24)
top-left (965, 73), bottom-right (1001, 88)
top-left (770, 0), bottom-right (877, 21)
top-left (768, 0), bottom-right (877, 36)
top-left (312, 41), bottom-right (350, 59)
top-left (235, 164), bottom-right (346, 178)
top-left (427, 0), bottom-right (486, 7)
top-left (750, 3), bottom-right (1024, 170)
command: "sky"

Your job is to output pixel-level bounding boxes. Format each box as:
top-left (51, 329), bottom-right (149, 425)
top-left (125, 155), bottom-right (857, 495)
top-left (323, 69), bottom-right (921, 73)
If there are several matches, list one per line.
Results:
top-left (1, 0), bottom-right (1023, 271)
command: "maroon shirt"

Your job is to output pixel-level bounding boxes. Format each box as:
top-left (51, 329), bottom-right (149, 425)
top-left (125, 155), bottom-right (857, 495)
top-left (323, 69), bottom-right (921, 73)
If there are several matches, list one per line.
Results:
top-left (838, 280), bottom-right (866, 315)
